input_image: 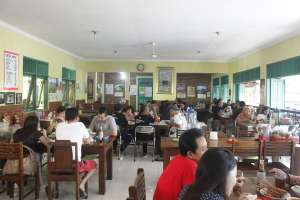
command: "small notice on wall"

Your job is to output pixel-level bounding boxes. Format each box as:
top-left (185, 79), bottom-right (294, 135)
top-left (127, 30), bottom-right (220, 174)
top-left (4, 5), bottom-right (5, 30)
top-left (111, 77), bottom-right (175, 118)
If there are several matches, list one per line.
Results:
top-left (114, 92), bottom-right (124, 97)
top-left (105, 84), bottom-right (114, 95)
top-left (145, 87), bottom-right (152, 97)
top-left (177, 92), bottom-right (186, 98)
top-left (130, 85), bottom-right (137, 96)
top-left (197, 93), bottom-right (206, 99)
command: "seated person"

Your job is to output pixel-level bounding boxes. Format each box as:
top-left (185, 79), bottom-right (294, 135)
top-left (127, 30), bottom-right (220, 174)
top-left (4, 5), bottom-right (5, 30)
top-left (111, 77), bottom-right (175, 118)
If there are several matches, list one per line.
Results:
top-left (114, 104), bottom-right (132, 152)
top-left (169, 107), bottom-right (188, 135)
top-left (137, 105), bottom-right (155, 156)
top-left (56, 107), bottom-right (97, 198)
top-left (47, 105), bottom-right (65, 134)
top-left (154, 128), bottom-right (207, 200)
top-left (9, 114), bottom-right (21, 134)
top-left (232, 101), bottom-right (246, 120)
top-left (269, 168), bottom-right (300, 185)
top-left (179, 148), bottom-right (247, 200)
top-left (14, 115), bottom-right (50, 155)
top-left (89, 107), bottom-right (118, 139)
top-left (148, 100), bottom-right (159, 119)
top-left (236, 106), bottom-right (255, 129)
top-left (124, 106), bottom-right (136, 121)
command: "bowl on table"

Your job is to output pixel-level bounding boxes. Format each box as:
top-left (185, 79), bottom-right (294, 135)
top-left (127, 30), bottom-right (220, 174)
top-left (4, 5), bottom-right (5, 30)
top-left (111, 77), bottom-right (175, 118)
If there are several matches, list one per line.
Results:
top-left (291, 185), bottom-right (300, 197)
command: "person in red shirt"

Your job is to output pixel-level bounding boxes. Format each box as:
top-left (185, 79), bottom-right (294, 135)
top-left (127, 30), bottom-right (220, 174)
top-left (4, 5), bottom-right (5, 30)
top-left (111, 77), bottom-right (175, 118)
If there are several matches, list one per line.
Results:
top-left (153, 128), bottom-right (207, 200)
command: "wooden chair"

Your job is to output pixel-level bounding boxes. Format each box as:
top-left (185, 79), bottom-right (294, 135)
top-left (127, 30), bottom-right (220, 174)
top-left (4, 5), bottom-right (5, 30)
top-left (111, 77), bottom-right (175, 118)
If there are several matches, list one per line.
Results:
top-left (232, 140), bottom-right (261, 170)
top-left (236, 121), bottom-right (256, 138)
top-left (128, 168), bottom-right (146, 200)
top-left (47, 140), bottom-right (87, 200)
top-left (0, 142), bottom-right (40, 199)
top-left (262, 140), bottom-right (295, 173)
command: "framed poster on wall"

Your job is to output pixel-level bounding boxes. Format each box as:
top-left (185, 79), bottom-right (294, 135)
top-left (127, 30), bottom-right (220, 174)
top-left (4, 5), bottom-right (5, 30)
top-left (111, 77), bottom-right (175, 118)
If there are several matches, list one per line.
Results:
top-left (157, 67), bottom-right (174, 94)
top-left (3, 51), bottom-right (19, 90)
top-left (87, 78), bottom-right (94, 99)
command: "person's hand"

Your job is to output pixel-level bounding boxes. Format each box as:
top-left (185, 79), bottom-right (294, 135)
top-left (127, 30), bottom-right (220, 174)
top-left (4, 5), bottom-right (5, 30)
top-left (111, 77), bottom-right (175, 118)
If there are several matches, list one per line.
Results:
top-left (233, 176), bottom-right (245, 196)
top-left (269, 168), bottom-right (287, 180)
top-left (42, 129), bottom-right (48, 137)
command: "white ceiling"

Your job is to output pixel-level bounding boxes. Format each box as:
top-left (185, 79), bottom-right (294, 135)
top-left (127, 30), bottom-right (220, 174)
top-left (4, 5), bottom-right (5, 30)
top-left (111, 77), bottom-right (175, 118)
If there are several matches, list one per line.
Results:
top-left (1, 0), bottom-right (300, 61)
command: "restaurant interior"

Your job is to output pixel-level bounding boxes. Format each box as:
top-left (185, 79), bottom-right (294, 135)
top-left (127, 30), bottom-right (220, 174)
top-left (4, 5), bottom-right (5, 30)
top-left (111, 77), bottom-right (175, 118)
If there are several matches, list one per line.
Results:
top-left (1, 1), bottom-right (300, 200)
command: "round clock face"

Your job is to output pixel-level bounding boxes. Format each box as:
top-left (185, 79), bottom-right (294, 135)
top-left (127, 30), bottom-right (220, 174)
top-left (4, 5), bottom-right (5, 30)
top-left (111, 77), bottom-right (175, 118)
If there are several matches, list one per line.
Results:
top-left (137, 64), bottom-right (145, 72)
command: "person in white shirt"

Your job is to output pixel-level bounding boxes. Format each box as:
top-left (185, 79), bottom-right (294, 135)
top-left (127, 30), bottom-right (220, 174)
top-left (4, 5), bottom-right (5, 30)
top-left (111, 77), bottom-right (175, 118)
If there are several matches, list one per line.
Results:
top-left (56, 107), bottom-right (96, 198)
top-left (169, 108), bottom-right (188, 135)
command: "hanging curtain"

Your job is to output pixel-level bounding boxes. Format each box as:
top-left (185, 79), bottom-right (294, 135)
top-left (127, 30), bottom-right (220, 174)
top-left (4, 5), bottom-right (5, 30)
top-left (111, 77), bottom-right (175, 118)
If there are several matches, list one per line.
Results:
top-left (213, 78), bottom-right (220, 99)
top-left (221, 76), bottom-right (229, 101)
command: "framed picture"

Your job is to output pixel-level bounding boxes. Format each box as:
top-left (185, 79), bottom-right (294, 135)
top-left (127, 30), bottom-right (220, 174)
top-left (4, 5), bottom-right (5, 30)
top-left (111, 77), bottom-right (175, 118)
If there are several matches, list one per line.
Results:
top-left (4, 51), bottom-right (19, 90)
top-left (158, 67), bottom-right (174, 94)
top-left (5, 92), bottom-right (15, 104)
top-left (187, 86), bottom-right (196, 97)
top-left (16, 93), bottom-right (22, 104)
top-left (87, 78), bottom-right (94, 99)
top-left (0, 92), bottom-right (5, 105)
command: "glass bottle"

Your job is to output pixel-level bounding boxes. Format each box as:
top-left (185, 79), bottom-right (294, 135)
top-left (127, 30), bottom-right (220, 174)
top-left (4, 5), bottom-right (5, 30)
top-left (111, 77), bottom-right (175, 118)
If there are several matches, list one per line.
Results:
top-left (98, 126), bottom-right (103, 142)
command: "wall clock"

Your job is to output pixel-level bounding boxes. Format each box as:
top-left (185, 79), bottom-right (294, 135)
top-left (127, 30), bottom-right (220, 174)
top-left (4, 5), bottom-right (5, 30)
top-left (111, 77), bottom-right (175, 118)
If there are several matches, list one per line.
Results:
top-left (136, 64), bottom-right (145, 72)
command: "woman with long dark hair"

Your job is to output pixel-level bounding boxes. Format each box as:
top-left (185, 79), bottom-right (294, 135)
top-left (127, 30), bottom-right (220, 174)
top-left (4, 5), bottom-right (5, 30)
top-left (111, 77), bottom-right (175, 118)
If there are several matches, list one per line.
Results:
top-left (179, 148), bottom-right (237, 200)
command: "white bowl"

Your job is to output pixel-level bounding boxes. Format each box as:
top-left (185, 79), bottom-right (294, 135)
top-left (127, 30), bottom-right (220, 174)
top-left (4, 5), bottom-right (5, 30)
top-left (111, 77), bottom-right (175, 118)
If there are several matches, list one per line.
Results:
top-left (291, 185), bottom-right (300, 197)
top-left (287, 197), bottom-right (300, 200)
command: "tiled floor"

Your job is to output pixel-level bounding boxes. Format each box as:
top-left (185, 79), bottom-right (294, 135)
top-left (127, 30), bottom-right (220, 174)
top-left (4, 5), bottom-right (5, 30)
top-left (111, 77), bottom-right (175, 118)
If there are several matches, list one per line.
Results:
top-left (0, 148), bottom-right (162, 200)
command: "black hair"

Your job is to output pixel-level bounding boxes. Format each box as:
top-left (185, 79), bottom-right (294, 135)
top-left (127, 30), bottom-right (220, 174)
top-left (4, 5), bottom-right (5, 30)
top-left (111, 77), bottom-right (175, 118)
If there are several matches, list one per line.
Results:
top-left (23, 115), bottom-right (39, 130)
top-left (179, 128), bottom-right (204, 156)
top-left (65, 107), bottom-right (78, 121)
top-left (56, 106), bottom-right (66, 114)
top-left (183, 149), bottom-right (237, 200)
top-left (98, 107), bottom-right (107, 115)
top-left (114, 104), bottom-right (123, 112)
top-left (239, 101), bottom-right (246, 107)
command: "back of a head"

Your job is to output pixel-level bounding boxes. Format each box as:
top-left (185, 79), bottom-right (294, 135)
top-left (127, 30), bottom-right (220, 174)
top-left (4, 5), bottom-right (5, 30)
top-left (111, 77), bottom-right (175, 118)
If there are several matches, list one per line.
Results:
top-left (65, 107), bottom-right (78, 121)
top-left (98, 107), bottom-right (107, 115)
top-left (24, 115), bottom-right (39, 130)
top-left (56, 105), bottom-right (66, 114)
top-left (184, 149), bottom-right (236, 199)
top-left (114, 104), bottom-right (122, 113)
top-left (179, 128), bottom-right (203, 156)
top-left (239, 101), bottom-right (246, 107)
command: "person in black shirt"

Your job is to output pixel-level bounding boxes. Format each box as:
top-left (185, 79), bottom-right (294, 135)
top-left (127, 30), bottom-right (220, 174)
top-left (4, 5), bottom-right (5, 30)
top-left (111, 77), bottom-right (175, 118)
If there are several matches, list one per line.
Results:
top-left (13, 115), bottom-right (50, 155)
top-left (114, 104), bottom-right (132, 152)
top-left (137, 105), bottom-right (155, 156)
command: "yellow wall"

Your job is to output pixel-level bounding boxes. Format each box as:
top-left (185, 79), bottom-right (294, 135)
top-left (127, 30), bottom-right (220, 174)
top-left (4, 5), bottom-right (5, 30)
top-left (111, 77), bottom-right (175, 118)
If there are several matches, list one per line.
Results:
top-left (0, 25), bottom-right (86, 100)
top-left (85, 61), bottom-right (229, 101)
top-left (228, 33), bottom-right (300, 104)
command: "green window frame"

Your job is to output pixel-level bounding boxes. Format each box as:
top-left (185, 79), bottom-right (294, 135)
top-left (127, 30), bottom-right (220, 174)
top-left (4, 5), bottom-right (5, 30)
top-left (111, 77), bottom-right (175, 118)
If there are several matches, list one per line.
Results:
top-left (212, 77), bottom-right (220, 99)
top-left (23, 57), bottom-right (48, 111)
top-left (220, 76), bottom-right (229, 101)
top-left (62, 67), bottom-right (76, 106)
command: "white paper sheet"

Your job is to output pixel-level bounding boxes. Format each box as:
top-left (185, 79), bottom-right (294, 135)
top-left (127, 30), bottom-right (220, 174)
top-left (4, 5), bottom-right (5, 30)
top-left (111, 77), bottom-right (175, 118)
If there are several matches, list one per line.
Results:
top-left (105, 84), bottom-right (114, 95)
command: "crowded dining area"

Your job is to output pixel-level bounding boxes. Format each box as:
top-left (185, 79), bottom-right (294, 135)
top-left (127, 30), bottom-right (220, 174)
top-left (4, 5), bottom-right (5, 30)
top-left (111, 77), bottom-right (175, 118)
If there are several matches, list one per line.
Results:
top-left (2, 1), bottom-right (300, 200)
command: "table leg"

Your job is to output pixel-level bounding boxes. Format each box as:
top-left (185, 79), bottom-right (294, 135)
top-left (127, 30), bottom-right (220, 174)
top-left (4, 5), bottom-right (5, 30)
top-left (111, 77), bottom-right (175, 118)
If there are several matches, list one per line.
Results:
top-left (98, 149), bottom-right (106, 194)
top-left (163, 150), bottom-right (170, 170)
top-left (107, 147), bottom-right (113, 180)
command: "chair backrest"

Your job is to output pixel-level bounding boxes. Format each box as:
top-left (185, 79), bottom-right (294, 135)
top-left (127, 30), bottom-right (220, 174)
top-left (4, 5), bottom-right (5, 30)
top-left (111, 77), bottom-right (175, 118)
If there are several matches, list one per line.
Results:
top-left (263, 141), bottom-right (294, 157)
top-left (233, 140), bottom-right (260, 158)
top-left (48, 140), bottom-right (78, 173)
top-left (128, 168), bottom-right (146, 200)
top-left (0, 142), bottom-right (23, 175)
top-left (135, 126), bottom-right (154, 135)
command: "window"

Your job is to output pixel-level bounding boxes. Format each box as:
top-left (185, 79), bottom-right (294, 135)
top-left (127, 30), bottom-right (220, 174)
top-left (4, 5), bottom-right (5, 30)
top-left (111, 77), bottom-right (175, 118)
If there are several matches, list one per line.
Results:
top-left (268, 74), bottom-right (300, 110)
top-left (23, 57), bottom-right (48, 111)
top-left (221, 84), bottom-right (228, 101)
top-left (62, 67), bottom-right (76, 106)
top-left (238, 80), bottom-right (260, 106)
top-left (213, 86), bottom-right (220, 99)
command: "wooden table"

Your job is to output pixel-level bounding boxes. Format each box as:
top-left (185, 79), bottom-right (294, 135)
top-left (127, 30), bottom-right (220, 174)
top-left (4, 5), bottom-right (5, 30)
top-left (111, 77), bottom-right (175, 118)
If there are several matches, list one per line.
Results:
top-left (82, 137), bottom-right (116, 195)
top-left (160, 137), bottom-right (232, 169)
